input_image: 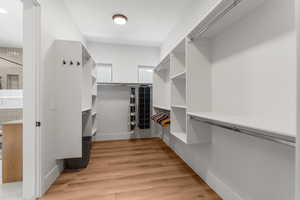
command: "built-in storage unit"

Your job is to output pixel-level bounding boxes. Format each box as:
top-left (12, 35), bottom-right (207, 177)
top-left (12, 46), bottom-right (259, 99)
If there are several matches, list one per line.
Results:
top-left (154, 0), bottom-right (296, 146)
top-left (54, 40), bottom-right (97, 162)
top-left (153, 55), bottom-right (171, 110)
top-left (153, 0), bottom-right (296, 198)
top-left (91, 59), bottom-right (98, 139)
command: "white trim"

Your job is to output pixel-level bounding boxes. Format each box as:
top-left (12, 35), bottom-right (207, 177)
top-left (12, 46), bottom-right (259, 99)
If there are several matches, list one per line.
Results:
top-left (23, 0), bottom-right (42, 199)
top-left (164, 139), bottom-right (243, 200)
top-left (43, 164), bottom-right (63, 194)
top-left (95, 132), bottom-right (157, 141)
top-left (206, 171), bottom-right (243, 200)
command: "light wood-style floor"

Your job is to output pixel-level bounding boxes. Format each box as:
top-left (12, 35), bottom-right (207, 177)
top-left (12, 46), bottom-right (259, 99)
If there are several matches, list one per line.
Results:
top-left (40, 138), bottom-right (221, 200)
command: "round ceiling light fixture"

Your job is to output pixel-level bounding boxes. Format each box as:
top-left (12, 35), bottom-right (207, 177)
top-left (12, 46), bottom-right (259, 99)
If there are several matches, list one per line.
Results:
top-left (112, 14), bottom-right (128, 25)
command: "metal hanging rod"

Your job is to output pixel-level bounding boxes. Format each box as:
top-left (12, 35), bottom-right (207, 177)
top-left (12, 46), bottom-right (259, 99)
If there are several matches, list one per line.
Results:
top-left (189, 115), bottom-right (295, 147)
top-left (190, 0), bottom-right (242, 41)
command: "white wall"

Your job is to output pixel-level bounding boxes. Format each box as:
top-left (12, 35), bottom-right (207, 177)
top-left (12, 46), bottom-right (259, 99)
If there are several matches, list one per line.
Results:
top-left (39, 0), bottom-right (85, 194)
top-left (160, 0), bottom-right (296, 200)
top-left (96, 85), bottom-right (131, 140)
top-left (87, 42), bottom-right (160, 83)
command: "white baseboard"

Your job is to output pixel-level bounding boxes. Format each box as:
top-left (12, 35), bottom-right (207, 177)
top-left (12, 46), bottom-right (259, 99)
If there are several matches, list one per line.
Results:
top-left (95, 132), bottom-right (156, 141)
top-left (206, 171), bottom-right (243, 200)
top-left (42, 162), bottom-right (63, 194)
top-left (163, 140), bottom-right (243, 200)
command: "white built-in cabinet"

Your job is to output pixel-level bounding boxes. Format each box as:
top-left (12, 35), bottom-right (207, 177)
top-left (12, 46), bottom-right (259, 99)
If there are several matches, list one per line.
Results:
top-left (54, 40), bottom-right (97, 159)
top-left (154, 0), bottom-right (296, 146)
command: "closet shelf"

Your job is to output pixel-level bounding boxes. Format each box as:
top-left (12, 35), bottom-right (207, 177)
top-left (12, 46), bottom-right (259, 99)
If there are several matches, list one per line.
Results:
top-left (171, 71), bottom-right (186, 80)
top-left (171, 105), bottom-right (187, 109)
top-left (187, 112), bottom-right (296, 146)
top-left (98, 82), bottom-right (152, 86)
top-left (153, 105), bottom-right (171, 111)
top-left (171, 132), bottom-right (187, 143)
top-left (188, 0), bottom-right (265, 40)
top-left (82, 107), bottom-right (92, 112)
top-left (155, 55), bottom-right (170, 72)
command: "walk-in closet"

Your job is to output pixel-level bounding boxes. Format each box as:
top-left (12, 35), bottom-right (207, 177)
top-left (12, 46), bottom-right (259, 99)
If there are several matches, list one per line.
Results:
top-left (3, 0), bottom-right (300, 199)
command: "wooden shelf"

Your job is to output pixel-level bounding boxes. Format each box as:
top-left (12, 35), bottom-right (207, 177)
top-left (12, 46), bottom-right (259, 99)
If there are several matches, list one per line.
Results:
top-left (188, 112), bottom-right (296, 145)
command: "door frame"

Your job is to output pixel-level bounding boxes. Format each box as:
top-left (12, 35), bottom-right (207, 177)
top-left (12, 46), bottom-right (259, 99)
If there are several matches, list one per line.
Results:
top-left (22, 0), bottom-right (42, 199)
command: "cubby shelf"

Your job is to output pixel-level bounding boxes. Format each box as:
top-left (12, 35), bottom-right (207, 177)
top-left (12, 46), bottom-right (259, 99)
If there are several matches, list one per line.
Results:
top-left (153, 105), bottom-right (171, 111)
top-left (170, 71), bottom-right (186, 80)
top-left (171, 132), bottom-right (187, 143)
top-left (171, 105), bottom-right (186, 109)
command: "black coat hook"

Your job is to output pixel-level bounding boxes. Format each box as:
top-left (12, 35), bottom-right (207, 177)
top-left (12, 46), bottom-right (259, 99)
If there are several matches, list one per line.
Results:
top-left (70, 61), bottom-right (73, 65)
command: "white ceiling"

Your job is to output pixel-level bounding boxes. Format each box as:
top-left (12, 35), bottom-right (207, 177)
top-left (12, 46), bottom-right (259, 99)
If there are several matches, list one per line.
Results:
top-left (64, 0), bottom-right (194, 47)
top-left (0, 0), bottom-right (22, 47)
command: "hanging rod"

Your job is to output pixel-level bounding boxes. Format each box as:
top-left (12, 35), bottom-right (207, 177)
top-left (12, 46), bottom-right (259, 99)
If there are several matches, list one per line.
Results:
top-left (189, 0), bottom-right (242, 41)
top-left (0, 56), bottom-right (22, 67)
top-left (189, 115), bottom-right (295, 147)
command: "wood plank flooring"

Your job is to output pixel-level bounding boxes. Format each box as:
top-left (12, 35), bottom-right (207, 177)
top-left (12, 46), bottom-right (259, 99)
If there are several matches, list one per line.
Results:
top-left (40, 138), bottom-right (221, 200)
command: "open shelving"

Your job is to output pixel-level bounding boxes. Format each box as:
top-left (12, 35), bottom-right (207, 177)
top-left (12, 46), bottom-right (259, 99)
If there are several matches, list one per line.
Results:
top-left (153, 0), bottom-right (295, 146)
top-left (153, 105), bottom-right (171, 111)
top-left (171, 107), bottom-right (187, 143)
top-left (185, 0), bottom-right (294, 145)
top-left (91, 59), bottom-right (97, 139)
top-left (153, 55), bottom-right (171, 111)
top-left (170, 39), bottom-right (186, 77)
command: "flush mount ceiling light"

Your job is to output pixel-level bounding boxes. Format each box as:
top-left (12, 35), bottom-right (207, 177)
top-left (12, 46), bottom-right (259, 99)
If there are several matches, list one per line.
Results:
top-left (0, 8), bottom-right (8, 14)
top-left (113, 14), bottom-right (128, 25)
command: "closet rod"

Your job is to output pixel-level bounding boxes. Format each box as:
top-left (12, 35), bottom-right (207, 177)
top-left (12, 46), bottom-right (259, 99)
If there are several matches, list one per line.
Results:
top-left (189, 0), bottom-right (242, 41)
top-left (189, 116), bottom-right (295, 147)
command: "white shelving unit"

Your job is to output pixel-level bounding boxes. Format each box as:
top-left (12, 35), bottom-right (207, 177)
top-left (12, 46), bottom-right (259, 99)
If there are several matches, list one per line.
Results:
top-left (54, 40), bottom-right (97, 159)
top-left (169, 39), bottom-right (189, 143)
top-left (91, 59), bottom-right (98, 140)
top-left (154, 0), bottom-right (296, 146)
top-left (153, 55), bottom-right (171, 111)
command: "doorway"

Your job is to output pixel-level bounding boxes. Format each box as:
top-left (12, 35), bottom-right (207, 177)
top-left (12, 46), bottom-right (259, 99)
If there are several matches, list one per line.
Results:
top-left (0, 0), bottom-right (41, 199)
